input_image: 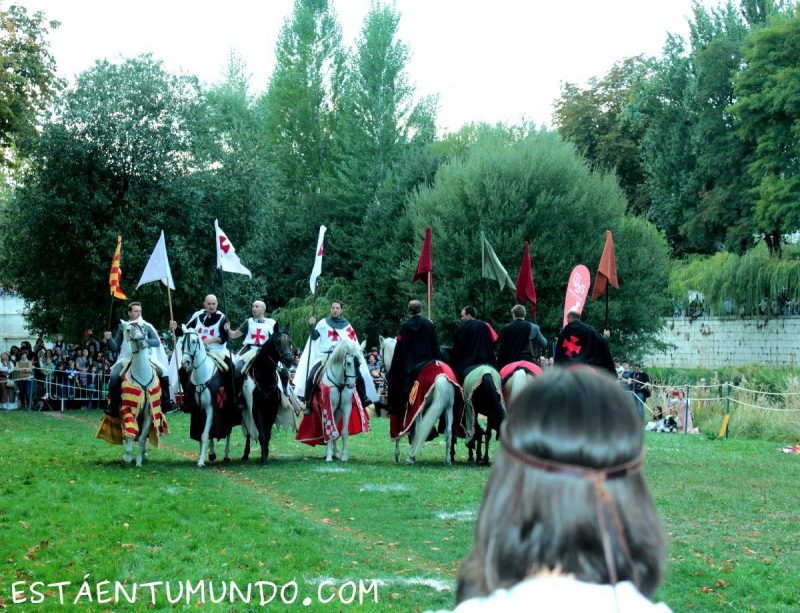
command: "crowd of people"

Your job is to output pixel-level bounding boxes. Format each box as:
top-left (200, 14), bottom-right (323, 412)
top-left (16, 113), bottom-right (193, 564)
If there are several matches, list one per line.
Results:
top-left (0, 332), bottom-right (118, 410)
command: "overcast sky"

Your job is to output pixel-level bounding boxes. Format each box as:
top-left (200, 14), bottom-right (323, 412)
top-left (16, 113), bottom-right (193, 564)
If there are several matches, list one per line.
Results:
top-left (20, 0), bottom-right (712, 131)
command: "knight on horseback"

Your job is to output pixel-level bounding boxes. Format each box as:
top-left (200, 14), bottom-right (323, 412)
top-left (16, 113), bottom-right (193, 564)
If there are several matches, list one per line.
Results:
top-left (169, 294), bottom-right (233, 410)
top-left (387, 300), bottom-right (441, 414)
top-left (294, 299), bottom-right (377, 410)
top-left (225, 299), bottom-right (277, 381)
top-left (103, 302), bottom-right (171, 415)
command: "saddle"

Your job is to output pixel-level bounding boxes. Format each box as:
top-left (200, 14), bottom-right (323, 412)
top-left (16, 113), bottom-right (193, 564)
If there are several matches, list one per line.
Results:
top-left (207, 351), bottom-right (229, 372)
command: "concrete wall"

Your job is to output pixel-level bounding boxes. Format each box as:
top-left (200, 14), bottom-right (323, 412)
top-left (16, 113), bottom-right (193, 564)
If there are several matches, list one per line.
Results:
top-left (643, 316), bottom-right (800, 368)
top-left (0, 295), bottom-right (33, 351)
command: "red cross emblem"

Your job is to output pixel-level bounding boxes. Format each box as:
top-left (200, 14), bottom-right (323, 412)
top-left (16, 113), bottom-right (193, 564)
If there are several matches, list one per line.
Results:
top-left (250, 328), bottom-right (266, 345)
top-left (562, 335), bottom-right (582, 358)
top-left (327, 329), bottom-right (339, 341)
top-left (200, 327), bottom-right (215, 341)
top-left (218, 235), bottom-right (231, 254)
top-left (346, 326), bottom-right (356, 341)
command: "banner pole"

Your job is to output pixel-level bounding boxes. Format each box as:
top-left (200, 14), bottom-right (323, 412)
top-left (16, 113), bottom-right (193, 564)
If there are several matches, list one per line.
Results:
top-left (427, 273), bottom-right (432, 320)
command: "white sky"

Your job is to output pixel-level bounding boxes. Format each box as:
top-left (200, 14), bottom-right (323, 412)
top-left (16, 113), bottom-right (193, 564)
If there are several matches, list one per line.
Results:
top-left (19, 0), bottom-right (710, 131)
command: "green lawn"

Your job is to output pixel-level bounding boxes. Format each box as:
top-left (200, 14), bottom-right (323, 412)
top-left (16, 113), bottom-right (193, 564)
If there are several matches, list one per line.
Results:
top-left (0, 409), bottom-right (798, 611)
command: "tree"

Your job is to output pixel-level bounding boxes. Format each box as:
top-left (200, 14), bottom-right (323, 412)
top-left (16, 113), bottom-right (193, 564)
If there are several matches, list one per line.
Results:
top-left (732, 11), bottom-right (800, 252)
top-left (554, 56), bottom-right (655, 216)
top-left (0, 55), bottom-right (209, 338)
top-left (0, 4), bottom-right (62, 168)
top-left (327, 0), bottom-right (438, 279)
top-left (401, 125), bottom-right (670, 355)
top-left (250, 0), bottom-right (345, 304)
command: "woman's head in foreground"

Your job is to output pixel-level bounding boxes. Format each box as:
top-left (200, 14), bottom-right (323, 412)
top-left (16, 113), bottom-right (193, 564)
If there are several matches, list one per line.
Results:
top-left (457, 367), bottom-right (665, 602)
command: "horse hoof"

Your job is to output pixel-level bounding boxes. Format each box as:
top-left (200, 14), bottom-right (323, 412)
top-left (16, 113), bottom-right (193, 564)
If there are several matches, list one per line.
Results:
top-left (260, 457), bottom-right (269, 466)
top-left (406, 457), bottom-right (416, 466)
top-left (208, 453), bottom-right (217, 462)
top-left (325, 456), bottom-right (333, 463)
top-left (223, 457), bottom-right (231, 464)
top-left (197, 463), bottom-right (206, 469)
top-left (393, 456), bottom-right (399, 464)
top-left (121, 459), bottom-right (132, 468)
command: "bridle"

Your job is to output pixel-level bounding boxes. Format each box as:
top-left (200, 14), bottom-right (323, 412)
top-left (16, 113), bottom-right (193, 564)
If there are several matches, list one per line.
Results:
top-left (181, 331), bottom-right (208, 373)
top-left (127, 323), bottom-right (148, 353)
top-left (323, 344), bottom-right (358, 391)
top-left (250, 331), bottom-right (294, 398)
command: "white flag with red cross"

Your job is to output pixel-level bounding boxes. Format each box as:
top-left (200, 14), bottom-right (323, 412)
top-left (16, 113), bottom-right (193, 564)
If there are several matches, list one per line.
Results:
top-left (309, 225), bottom-right (327, 294)
top-left (214, 219), bottom-right (252, 277)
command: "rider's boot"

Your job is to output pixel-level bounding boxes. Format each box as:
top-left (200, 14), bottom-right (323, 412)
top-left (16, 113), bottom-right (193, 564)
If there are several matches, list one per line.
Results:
top-left (105, 383), bottom-right (121, 417)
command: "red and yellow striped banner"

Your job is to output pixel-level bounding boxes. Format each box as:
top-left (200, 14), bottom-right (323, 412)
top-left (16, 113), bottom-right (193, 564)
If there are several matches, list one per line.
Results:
top-left (109, 235), bottom-right (127, 300)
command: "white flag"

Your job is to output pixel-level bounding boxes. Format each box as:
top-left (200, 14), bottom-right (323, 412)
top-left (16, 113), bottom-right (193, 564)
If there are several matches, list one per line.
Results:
top-left (136, 230), bottom-right (175, 290)
top-left (215, 219), bottom-right (252, 277)
top-left (309, 225), bottom-right (327, 294)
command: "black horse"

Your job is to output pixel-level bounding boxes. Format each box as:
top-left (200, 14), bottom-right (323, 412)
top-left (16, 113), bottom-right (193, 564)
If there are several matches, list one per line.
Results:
top-left (241, 324), bottom-right (294, 465)
top-left (452, 367), bottom-right (506, 466)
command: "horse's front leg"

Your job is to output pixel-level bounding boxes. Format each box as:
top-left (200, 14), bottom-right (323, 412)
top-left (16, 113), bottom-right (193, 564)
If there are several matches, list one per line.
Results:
top-left (340, 397), bottom-right (352, 463)
top-left (393, 438), bottom-right (401, 464)
top-left (136, 411), bottom-right (152, 467)
top-left (122, 437), bottom-right (133, 467)
top-left (198, 398), bottom-right (213, 468)
top-left (223, 435), bottom-right (232, 463)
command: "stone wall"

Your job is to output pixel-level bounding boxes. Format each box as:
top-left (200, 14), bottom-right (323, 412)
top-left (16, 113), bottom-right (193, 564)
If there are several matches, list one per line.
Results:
top-left (643, 316), bottom-right (800, 368)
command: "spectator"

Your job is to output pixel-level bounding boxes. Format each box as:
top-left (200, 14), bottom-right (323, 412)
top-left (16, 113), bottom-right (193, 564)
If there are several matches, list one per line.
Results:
top-left (446, 368), bottom-right (668, 612)
top-left (0, 352), bottom-right (16, 409)
top-left (9, 345), bottom-right (20, 365)
top-left (40, 354), bottom-right (55, 405)
top-left (66, 359), bottom-right (78, 402)
top-left (15, 351), bottom-right (33, 409)
top-left (630, 363), bottom-right (651, 421)
top-left (52, 333), bottom-right (67, 355)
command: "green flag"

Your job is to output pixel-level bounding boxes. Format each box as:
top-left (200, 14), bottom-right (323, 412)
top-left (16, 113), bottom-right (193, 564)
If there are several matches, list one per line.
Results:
top-left (481, 232), bottom-right (515, 293)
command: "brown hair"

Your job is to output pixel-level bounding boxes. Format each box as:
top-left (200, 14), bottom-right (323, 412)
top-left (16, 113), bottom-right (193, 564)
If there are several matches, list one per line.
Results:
top-left (456, 368), bottom-right (665, 603)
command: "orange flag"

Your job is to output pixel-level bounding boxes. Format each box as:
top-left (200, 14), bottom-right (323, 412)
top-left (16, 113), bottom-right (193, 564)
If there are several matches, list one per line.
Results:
top-left (591, 230), bottom-right (619, 300)
top-left (109, 236), bottom-right (127, 300)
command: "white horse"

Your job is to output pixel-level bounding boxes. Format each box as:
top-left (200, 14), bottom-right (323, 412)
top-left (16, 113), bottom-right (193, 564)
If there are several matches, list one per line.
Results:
top-left (120, 321), bottom-right (158, 467)
top-left (502, 362), bottom-right (542, 408)
top-left (180, 326), bottom-right (233, 468)
top-left (380, 336), bottom-right (455, 466)
top-left (319, 340), bottom-right (361, 463)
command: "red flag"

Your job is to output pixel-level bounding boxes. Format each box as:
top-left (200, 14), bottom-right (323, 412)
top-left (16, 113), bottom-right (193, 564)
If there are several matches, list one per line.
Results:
top-left (109, 236), bottom-right (127, 300)
top-left (591, 230), bottom-right (619, 300)
top-left (412, 226), bottom-right (433, 292)
top-left (515, 241), bottom-right (537, 317)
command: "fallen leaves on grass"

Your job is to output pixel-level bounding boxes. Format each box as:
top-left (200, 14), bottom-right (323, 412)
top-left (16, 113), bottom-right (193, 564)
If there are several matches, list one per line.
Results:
top-left (24, 539), bottom-right (49, 560)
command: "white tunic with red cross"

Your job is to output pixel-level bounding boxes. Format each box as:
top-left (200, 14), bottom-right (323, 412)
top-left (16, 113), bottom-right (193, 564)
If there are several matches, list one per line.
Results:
top-left (243, 318), bottom-right (276, 347)
top-left (293, 316), bottom-right (377, 402)
top-left (188, 309), bottom-right (227, 352)
top-left (314, 318), bottom-right (358, 356)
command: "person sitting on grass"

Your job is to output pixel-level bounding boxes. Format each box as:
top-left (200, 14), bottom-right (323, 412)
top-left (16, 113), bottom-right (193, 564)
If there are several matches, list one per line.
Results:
top-left (438, 367), bottom-right (670, 612)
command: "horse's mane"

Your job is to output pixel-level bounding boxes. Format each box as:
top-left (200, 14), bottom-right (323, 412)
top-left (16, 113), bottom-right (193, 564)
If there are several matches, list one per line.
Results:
top-left (328, 339), bottom-right (358, 364)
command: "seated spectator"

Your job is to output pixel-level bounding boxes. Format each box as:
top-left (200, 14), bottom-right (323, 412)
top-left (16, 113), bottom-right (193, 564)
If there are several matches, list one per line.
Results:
top-left (444, 368), bottom-right (669, 612)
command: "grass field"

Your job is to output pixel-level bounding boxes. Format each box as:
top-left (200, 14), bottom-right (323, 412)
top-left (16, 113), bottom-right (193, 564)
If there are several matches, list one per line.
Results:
top-left (1, 409), bottom-right (799, 611)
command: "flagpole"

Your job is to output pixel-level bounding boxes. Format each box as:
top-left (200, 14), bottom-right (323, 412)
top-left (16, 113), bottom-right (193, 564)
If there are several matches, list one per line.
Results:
top-left (167, 285), bottom-right (176, 350)
top-left (605, 290), bottom-right (609, 332)
top-left (427, 273), bottom-right (432, 320)
top-left (107, 295), bottom-right (115, 335)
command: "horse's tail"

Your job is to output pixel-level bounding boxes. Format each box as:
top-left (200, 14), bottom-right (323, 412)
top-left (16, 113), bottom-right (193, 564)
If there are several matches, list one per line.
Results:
top-left (409, 375), bottom-right (455, 454)
top-left (480, 373), bottom-right (506, 432)
top-left (505, 368), bottom-right (532, 409)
